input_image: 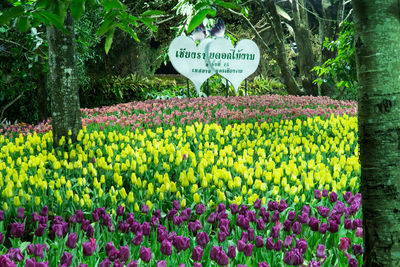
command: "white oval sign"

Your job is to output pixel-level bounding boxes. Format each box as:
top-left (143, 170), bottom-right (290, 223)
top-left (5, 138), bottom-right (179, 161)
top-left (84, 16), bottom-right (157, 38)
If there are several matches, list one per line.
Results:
top-left (205, 39), bottom-right (260, 94)
top-left (168, 36), bottom-right (216, 95)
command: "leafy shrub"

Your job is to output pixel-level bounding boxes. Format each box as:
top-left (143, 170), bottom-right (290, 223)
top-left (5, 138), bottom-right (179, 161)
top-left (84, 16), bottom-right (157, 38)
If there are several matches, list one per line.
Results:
top-left (313, 22), bottom-right (357, 101)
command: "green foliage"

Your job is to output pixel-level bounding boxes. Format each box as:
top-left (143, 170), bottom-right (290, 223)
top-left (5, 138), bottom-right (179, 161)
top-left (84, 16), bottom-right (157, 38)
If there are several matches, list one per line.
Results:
top-left (0, 23), bottom-right (48, 124)
top-left (80, 74), bottom-right (185, 107)
top-left (313, 22), bottom-right (357, 101)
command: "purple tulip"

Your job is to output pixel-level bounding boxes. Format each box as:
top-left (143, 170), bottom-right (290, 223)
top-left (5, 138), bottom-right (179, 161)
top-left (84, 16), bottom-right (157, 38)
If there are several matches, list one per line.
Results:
top-left (278, 199), bottom-right (288, 212)
top-left (328, 219), bottom-right (339, 233)
top-left (155, 261), bottom-right (166, 267)
top-left (157, 227), bottom-right (168, 243)
top-left (196, 232), bottom-right (209, 247)
top-left (173, 235), bottom-right (190, 252)
top-left (255, 236), bottom-right (264, 248)
top-left (172, 200), bottom-right (181, 210)
top-left (344, 219), bottom-right (353, 230)
top-left (218, 230), bottom-right (228, 242)
top-left (236, 214), bottom-right (250, 230)
top-left (82, 238), bottom-right (97, 256)
top-left (167, 209), bottom-right (178, 220)
top-left (284, 235), bottom-right (293, 248)
top-left (292, 221), bottom-right (301, 235)
top-left (139, 246), bottom-right (152, 262)
top-left (194, 263), bottom-right (202, 267)
top-left (317, 206), bottom-right (330, 218)
top-left (161, 239), bottom-right (173, 256)
top-left (141, 204), bottom-right (149, 214)
top-left (113, 259), bottom-right (124, 267)
top-left (266, 237), bottom-right (274, 250)
top-left (181, 208), bottom-right (192, 221)
top-left (216, 203), bottom-right (226, 213)
top-left (283, 219), bottom-right (292, 232)
top-left (99, 258), bottom-right (112, 267)
top-left (0, 255), bottom-right (16, 267)
top-left (196, 204), bottom-right (206, 215)
top-left (271, 225), bottom-right (280, 238)
top-left (316, 244), bottom-right (326, 259)
top-left (7, 248), bottom-right (24, 261)
top-left (142, 222), bottom-right (151, 236)
top-left (66, 233), bottom-right (77, 249)
top-left (314, 189), bottom-right (322, 199)
top-left (288, 211), bottom-right (296, 221)
top-left (60, 252), bottom-right (73, 266)
top-left (105, 242), bottom-right (118, 261)
top-left (274, 239), bottom-right (282, 251)
top-left (227, 245), bottom-right (236, 258)
top-left (339, 237), bottom-right (351, 251)
top-left (319, 223), bottom-right (328, 234)
top-left (268, 201), bottom-right (278, 211)
top-left (295, 238), bottom-right (307, 254)
top-left (349, 258), bottom-right (358, 267)
top-left (207, 212), bottom-right (217, 224)
top-left (247, 210), bottom-right (256, 222)
top-left (131, 233), bottom-right (143, 246)
top-left (258, 262), bottom-right (270, 267)
top-left (230, 204), bottom-right (239, 214)
top-left (117, 205), bottom-right (125, 216)
top-left (329, 191), bottom-right (338, 202)
top-left (283, 248), bottom-right (303, 266)
top-left (34, 224), bottom-right (47, 237)
top-left (322, 188), bottom-right (329, 197)
top-left (117, 245), bottom-right (129, 261)
top-left (17, 207), bottom-right (24, 219)
top-left (353, 244), bottom-right (364, 255)
top-left (126, 260), bottom-right (138, 267)
top-left (238, 264), bottom-right (247, 267)
top-left (10, 222), bottom-right (24, 238)
top-left (254, 199), bottom-right (262, 209)
top-left (40, 206), bottom-right (48, 217)
top-left (237, 239), bottom-right (246, 252)
top-left (308, 217), bottom-right (320, 232)
top-left (355, 227), bottom-right (363, 238)
top-left (77, 264), bottom-right (88, 267)
top-left (256, 218), bottom-right (266, 230)
top-left (192, 245), bottom-right (204, 261)
top-left (210, 246), bottom-right (222, 261)
top-left (297, 213), bottom-right (309, 224)
top-left (271, 211), bottom-right (280, 222)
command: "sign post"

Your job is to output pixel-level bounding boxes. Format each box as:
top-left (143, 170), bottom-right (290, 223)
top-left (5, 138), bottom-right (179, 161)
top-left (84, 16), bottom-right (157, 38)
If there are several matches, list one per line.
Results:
top-left (168, 23), bottom-right (260, 97)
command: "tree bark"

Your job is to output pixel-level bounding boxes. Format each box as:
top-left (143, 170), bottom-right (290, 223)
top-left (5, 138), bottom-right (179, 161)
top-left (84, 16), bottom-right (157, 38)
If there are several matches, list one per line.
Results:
top-left (263, 0), bottom-right (304, 96)
top-left (291, 0), bottom-right (319, 96)
top-left (319, 0), bottom-right (341, 97)
top-left (46, 10), bottom-right (82, 147)
top-left (353, 0), bottom-right (400, 266)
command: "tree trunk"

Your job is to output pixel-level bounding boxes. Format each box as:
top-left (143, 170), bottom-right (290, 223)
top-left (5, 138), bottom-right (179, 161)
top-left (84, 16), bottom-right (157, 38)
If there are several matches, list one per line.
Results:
top-left (46, 10), bottom-right (82, 147)
top-left (35, 55), bottom-right (48, 123)
top-left (353, 0), bottom-right (400, 266)
top-left (291, 0), bottom-right (319, 96)
top-left (263, 1), bottom-right (304, 96)
top-left (319, 0), bottom-right (341, 97)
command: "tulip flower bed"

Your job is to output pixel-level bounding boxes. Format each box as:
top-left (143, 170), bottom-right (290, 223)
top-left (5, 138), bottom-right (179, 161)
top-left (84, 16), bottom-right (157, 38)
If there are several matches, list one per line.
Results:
top-left (0, 95), bottom-right (362, 266)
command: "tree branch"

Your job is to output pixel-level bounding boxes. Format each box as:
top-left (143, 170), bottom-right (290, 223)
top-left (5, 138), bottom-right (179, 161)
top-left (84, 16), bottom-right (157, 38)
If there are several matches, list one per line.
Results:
top-left (0, 92), bottom-right (24, 123)
top-left (227, 8), bottom-right (270, 49)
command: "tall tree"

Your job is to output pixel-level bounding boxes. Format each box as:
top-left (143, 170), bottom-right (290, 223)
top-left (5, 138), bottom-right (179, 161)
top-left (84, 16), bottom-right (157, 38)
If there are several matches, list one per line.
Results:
top-left (46, 10), bottom-right (81, 146)
top-left (353, 0), bottom-right (400, 266)
top-left (0, 0), bottom-right (162, 146)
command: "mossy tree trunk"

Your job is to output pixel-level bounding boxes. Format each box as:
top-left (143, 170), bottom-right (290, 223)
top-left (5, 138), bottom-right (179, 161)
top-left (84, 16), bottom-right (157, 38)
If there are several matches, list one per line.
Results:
top-left (291, 0), bottom-right (319, 96)
top-left (264, 0), bottom-right (304, 96)
top-left (353, 0), bottom-right (400, 266)
top-left (46, 10), bottom-right (81, 147)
